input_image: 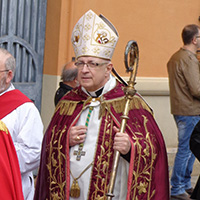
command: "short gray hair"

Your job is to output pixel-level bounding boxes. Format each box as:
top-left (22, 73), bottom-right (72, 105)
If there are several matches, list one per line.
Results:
top-left (61, 63), bottom-right (78, 82)
top-left (5, 56), bottom-right (16, 75)
top-left (0, 48), bottom-right (16, 75)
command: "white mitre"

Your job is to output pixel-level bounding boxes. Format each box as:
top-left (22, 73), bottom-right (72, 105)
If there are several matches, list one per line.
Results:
top-left (71, 9), bottom-right (119, 60)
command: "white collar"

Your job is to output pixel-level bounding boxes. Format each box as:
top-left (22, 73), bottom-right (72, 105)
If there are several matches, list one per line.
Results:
top-left (0, 83), bottom-right (15, 96)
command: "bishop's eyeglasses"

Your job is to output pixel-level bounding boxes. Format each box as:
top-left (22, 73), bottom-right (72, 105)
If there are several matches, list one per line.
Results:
top-left (75, 62), bottom-right (109, 69)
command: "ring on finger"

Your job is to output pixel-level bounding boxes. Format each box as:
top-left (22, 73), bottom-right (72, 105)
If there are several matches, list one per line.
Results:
top-left (76, 135), bottom-right (80, 140)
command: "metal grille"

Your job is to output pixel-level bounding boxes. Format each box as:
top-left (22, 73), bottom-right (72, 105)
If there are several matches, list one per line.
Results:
top-left (0, 0), bottom-right (47, 110)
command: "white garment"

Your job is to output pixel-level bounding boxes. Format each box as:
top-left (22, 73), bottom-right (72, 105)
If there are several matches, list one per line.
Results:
top-left (70, 75), bottom-right (129, 200)
top-left (1, 84), bottom-right (44, 200)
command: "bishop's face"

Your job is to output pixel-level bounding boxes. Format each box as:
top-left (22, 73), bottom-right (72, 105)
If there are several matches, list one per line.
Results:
top-left (76, 56), bottom-right (112, 92)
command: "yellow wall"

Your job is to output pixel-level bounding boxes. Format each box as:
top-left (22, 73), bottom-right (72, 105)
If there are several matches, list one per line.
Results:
top-left (43, 0), bottom-right (200, 77)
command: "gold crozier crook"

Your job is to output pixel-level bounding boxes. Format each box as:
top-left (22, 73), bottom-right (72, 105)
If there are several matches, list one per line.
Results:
top-left (106, 40), bottom-right (139, 199)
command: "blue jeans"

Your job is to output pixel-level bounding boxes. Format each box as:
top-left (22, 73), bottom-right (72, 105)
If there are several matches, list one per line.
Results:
top-left (171, 115), bottom-right (200, 195)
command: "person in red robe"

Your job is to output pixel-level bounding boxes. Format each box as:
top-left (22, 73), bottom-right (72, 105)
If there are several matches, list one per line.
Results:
top-left (0, 120), bottom-right (24, 200)
top-left (34, 10), bottom-right (169, 199)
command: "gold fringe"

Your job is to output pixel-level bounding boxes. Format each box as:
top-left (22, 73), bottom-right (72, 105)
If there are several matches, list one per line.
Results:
top-left (54, 95), bottom-right (152, 117)
top-left (54, 100), bottom-right (79, 116)
top-left (54, 97), bottom-right (97, 116)
top-left (0, 121), bottom-right (8, 134)
top-left (100, 96), bottom-right (153, 117)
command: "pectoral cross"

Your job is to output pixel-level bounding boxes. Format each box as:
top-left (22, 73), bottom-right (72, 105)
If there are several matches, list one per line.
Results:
top-left (73, 106), bottom-right (93, 161)
top-left (73, 146), bottom-right (86, 161)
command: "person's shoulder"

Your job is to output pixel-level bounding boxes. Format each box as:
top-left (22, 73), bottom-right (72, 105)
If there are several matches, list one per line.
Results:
top-left (16, 101), bottom-right (40, 116)
top-left (55, 87), bottom-right (85, 109)
top-left (168, 48), bottom-right (192, 66)
top-left (170, 48), bottom-right (185, 59)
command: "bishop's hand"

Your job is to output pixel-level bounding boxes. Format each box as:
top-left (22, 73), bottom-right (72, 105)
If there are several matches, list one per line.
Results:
top-left (69, 125), bottom-right (87, 147)
top-left (113, 126), bottom-right (131, 155)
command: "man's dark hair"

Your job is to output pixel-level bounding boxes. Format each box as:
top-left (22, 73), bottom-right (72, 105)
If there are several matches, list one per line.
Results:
top-left (61, 63), bottom-right (78, 82)
top-left (182, 24), bottom-right (200, 45)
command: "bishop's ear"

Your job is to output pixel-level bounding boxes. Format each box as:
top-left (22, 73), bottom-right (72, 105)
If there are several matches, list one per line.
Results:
top-left (105, 62), bottom-right (113, 75)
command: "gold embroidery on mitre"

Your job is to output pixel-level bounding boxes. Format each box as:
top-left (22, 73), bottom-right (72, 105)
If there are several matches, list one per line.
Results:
top-left (95, 31), bottom-right (109, 44)
top-left (82, 46), bottom-right (89, 54)
top-left (0, 121), bottom-right (8, 134)
top-left (74, 35), bottom-right (80, 43)
top-left (83, 33), bottom-right (90, 42)
top-left (72, 24), bottom-right (82, 45)
top-left (104, 50), bottom-right (111, 57)
top-left (93, 47), bottom-right (101, 55)
top-left (85, 10), bottom-right (94, 20)
top-left (93, 22), bottom-right (116, 47)
top-left (85, 23), bottom-right (91, 31)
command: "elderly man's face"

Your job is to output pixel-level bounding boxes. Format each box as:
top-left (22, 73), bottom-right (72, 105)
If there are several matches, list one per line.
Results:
top-left (76, 56), bottom-right (112, 92)
top-left (0, 53), bottom-right (12, 94)
top-left (0, 73), bottom-right (7, 93)
top-left (0, 59), bottom-right (8, 93)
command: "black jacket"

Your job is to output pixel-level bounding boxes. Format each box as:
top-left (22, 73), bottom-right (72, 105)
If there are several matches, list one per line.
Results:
top-left (54, 82), bottom-right (73, 106)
